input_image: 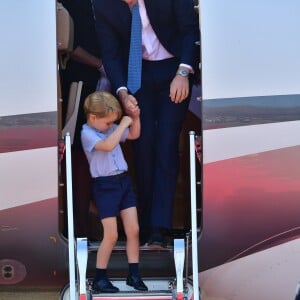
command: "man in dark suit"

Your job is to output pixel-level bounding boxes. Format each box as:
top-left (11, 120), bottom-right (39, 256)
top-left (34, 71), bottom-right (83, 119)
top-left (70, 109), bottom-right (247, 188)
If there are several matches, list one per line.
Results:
top-left (92, 0), bottom-right (199, 246)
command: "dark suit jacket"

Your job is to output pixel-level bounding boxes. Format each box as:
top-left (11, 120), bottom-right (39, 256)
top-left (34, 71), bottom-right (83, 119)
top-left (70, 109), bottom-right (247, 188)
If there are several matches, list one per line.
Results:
top-left (92, 0), bottom-right (200, 92)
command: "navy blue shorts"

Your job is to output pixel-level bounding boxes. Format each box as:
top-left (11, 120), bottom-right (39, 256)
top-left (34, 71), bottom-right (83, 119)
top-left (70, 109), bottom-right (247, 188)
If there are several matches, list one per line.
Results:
top-left (92, 172), bottom-right (137, 219)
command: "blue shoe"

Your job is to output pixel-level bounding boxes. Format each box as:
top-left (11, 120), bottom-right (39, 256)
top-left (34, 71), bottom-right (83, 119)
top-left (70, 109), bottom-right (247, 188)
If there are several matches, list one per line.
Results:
top-left (93, 278), bottom-right (119, 293)
top-left (126, 275), bottom-right (148, 291)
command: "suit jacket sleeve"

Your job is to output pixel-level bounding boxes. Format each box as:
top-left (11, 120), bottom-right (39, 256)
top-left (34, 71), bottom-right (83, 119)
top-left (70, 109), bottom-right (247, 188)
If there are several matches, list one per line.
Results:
top-left (145, 0), bottom-right (200, 69)
top-left (92, 0), bottom-right (131, 93)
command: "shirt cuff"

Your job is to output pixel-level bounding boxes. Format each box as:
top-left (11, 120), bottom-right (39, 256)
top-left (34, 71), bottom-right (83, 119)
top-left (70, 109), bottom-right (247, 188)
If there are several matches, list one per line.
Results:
top-left (116, 86), bottom-right (128, 95)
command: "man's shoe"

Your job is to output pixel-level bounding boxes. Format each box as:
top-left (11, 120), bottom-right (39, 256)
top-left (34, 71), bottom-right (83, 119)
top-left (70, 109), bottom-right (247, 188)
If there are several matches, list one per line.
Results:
top-left (93, 278), bottom-right (119, 293)
top-left (147, 228), bottom-right (169, 247)
top-left (139, 231), bottom-right (149, 246)
top-left (126, 275), bottom-right (148, 291)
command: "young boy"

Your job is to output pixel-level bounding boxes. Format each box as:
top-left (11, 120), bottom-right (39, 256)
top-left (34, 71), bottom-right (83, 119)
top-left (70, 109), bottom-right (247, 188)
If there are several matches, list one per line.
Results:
top-left (81, 91), bottom-right (148, 293)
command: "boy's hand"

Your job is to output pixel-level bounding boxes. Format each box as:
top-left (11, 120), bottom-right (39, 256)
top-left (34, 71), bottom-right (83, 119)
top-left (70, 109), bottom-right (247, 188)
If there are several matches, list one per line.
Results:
top-left (120, 115), bottom-right (133, 127)
top-left (130, 105), bottom-right (140, 120)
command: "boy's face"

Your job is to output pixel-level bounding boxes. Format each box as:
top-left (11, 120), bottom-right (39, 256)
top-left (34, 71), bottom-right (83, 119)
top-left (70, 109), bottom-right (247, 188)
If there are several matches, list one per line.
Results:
top-left (89, 112), bottom-right (118, 133)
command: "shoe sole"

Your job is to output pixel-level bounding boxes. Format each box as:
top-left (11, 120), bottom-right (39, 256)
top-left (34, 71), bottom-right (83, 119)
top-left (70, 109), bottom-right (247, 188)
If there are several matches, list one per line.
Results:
top-left (126, 281), bottom-right (148, 292)
top-left (93, 284), bottom-right (119, 293)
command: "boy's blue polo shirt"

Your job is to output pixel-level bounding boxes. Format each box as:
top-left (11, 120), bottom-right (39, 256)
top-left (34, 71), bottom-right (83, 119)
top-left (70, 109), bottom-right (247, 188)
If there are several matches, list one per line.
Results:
top-left (81, 123), bottom-right (129, 178)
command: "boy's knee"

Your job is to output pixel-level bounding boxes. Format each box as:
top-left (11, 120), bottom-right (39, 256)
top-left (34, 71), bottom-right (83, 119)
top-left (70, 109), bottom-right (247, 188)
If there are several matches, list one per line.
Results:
top-left (112, 232), bottom-right (118, 243)
top-left (128, 223), bottom-right (139, 238)
top-left (105, 232), bottom-right (118, 245)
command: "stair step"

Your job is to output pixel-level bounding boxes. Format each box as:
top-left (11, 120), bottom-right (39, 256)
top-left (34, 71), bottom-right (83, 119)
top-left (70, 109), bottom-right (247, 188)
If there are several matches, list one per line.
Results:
top-left (89, 279), bottom-right (175, 300)
top-left (87, 241), bottom-right (173, 252)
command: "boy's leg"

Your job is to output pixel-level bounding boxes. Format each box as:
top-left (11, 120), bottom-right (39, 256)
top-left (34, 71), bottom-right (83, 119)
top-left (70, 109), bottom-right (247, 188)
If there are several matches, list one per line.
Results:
top-left (93, 216), bottom-right (119, 293)
top-left (96, 217), bottom-right (118, 268)
top-left (120, 207), bottom-right (148, 291)
top-left (120, 207), bottom-right (139, 263)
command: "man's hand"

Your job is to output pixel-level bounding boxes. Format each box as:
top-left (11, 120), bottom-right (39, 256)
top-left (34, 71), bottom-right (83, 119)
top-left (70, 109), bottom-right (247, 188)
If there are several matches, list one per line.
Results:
top-left (169, 75), bottom-right (189, 103)
top-left (118, 90), bottom-right (140, 118)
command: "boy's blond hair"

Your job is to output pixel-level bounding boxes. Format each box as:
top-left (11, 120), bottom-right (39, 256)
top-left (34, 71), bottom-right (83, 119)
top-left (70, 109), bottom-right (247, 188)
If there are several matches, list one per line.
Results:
top-left (83, 91), bottom-right (122, 119)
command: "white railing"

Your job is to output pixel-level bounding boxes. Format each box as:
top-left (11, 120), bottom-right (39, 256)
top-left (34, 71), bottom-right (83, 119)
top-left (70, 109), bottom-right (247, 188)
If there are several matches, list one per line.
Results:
top-left (65, 133), bottom-right (77, 300)
top-left (189, 131), bottom-right (200, 300)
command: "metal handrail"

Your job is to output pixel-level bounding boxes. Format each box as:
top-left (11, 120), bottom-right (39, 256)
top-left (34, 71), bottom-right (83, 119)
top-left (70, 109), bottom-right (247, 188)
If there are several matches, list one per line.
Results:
top-left (189, 131), bottom-right (200, 300)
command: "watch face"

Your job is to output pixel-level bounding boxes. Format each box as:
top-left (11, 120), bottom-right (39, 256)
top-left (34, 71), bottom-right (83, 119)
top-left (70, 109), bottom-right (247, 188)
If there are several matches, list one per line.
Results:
top-left (177, 69), bottom-right (189, 77)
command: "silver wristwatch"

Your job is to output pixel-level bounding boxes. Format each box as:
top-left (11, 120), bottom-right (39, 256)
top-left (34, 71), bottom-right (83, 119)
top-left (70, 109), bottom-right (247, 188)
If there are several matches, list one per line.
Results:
top-left (176, 69), bottom-right (189, 77)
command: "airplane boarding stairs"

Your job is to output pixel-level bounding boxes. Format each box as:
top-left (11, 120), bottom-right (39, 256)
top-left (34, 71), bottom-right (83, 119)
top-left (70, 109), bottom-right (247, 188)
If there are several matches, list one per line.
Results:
top-left (60, 132), bottom-right (201, 300)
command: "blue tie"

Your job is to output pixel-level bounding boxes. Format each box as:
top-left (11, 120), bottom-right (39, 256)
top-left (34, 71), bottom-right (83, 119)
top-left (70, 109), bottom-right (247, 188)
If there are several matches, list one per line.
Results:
top-left (127, 3), bottom-right (142, 94)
